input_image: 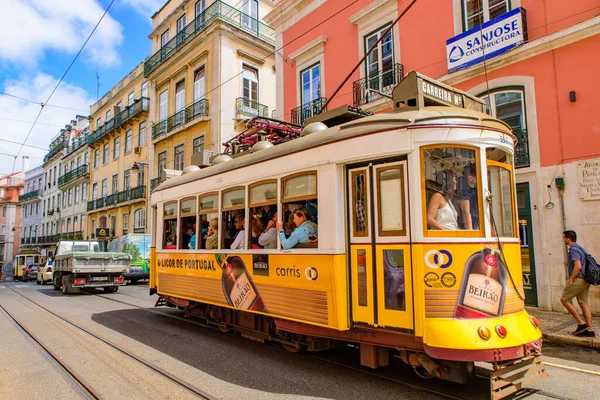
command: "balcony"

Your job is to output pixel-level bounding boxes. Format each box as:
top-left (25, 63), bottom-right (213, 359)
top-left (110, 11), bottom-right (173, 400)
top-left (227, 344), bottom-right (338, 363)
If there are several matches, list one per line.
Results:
top-left (290, 97), bottom-right (327, 126)
top-left (150, 177), bottom-right (164, 193)
top-left (0, 235), bottom-right (6, 243)
top-left (57, 164), bottom-right (89, 188)
top-left (353, 63), bottom-right (404, 107)
top-left (44, 140), bottom-right (66, 163)
top-left (37, 232), bottom-right (83, 245)
top-left (47, 209), bottom-right (55, 216)
top-left (152, 98), bottom-right (209, 142)
top-left (514, 128), bottom-right (530, 169)
top-left (144, 1), bottom-right (275, 76)
top-left (66, 136), bottom-right (87, 156)
top-left (236, 97), bottom-right (268, 119)
top-left (19, 189), bottom-right (41, 202)
top-left (86, 185), bottom-right (147, 212)
top-left (87, 97), bottom-right (149, 147)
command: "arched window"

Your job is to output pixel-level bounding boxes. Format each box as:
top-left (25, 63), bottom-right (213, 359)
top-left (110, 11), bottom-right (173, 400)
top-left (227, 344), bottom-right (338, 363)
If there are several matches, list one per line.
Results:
top-left (134, 209), bottom-right (146, 233)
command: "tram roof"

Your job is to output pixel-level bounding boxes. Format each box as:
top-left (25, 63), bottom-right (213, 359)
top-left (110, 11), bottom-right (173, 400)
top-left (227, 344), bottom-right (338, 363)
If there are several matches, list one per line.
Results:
top-left (153, 105), bottom-right (513, 195)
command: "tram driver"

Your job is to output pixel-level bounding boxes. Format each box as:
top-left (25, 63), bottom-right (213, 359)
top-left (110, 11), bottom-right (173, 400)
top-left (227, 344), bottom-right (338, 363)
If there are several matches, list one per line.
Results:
top-left (458, 163), bottom-right (479, 230)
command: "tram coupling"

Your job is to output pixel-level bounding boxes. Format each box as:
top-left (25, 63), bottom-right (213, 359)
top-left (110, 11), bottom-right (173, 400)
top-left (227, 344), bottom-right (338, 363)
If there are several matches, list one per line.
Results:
top-left (487, 355), bottom-right (547, 400)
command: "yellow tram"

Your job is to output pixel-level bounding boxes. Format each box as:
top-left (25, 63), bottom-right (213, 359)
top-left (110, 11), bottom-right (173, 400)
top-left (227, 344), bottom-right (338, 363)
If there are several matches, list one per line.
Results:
top-left (149, 72), bottom-right (546, 396)
top-left (12, 250), bottom-right (44, 281)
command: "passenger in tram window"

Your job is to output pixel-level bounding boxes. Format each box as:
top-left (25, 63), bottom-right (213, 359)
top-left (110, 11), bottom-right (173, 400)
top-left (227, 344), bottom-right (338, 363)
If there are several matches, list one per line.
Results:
top-left (458, 163), bottom-right (479, 230)
top-left (427, 170), bottom-right (458, 230)
top-left (205, 218), bottom-right (219, 250)
top-left (165, 234), bottom-right (176, 249)
top-left (230, 212), bottom-right (246, 250)
top-left (276, 207), bottom-right (318, 249)
top-left (259, 213), bottom-right (277, 249)
top-left (250, 216), bottom-right (263, 249)
top-left (183, 228), bottom-right (194, 249)
top-left (263, 205), bottom-right (276, 220)
top-left (188, 225), bottom-right (196, 249)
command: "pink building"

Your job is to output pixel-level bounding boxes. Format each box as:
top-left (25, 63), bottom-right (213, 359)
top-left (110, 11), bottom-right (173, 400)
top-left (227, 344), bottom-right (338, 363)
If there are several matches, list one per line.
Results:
top-left (265, 0), bottom-right (600, 313)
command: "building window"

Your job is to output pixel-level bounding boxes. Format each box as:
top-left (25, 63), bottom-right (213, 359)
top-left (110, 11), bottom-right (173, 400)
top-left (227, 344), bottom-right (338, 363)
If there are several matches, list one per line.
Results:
top-left (158, 152), bottom-right (167, 177)
top-left (125, 129), bottom-right (133, 153)
top-left (73, 216), bottom-right (78, 232)
top-left (112, 174), bottom-right (118, 194)
top-left (174, 144), bottom-right (184, 171)
top-left (365, 25), bottom-right (394, 92)
top-left (160, 30), bottom-right (169, 47)
top-left (82, 183), bottom-right (87, 200)
top-left (193, 136), bottom-right (204, 154)
top-left (66, 218), bottom-right (71, 233)
top-left (68, 189), bottom-right (73, 205)
top-left (177, 15), bottom-right (187, 33)
top-left (137, 168), bottom-right (145, 188)
top-left (194, 68), bottom-right (205, 101)
top-left (96, 117), bottom-right (101, 128)
top-left (242, 65), bottom-right (259, 109)
top-left (101, 178), bottom-right (107, 197)
top-left (141, 81), bottom-right (149, 98)
top-left (123, 213), bottom-right (129, 235)
top-left (175, 81), bottom-right (186, 112)
top-left (128, 92), bottom-right (134, 106)
top-left (134, 209), bottom-right (146, 232)
top-left (241, 0), bottom-right (258, 31)
top-left (301, 63), bottom-right (321, 106)
top-left (106, 109), bottom-right (112, 121)
top-left (62, 192), bottom-right (67, 207)
top-left (124, 170), bottom-right (131, 191)
top-left (195, 0), bottom-right (206, 17)
top-left (159, 89), bottom-right (169, 121)
top-left (103, 143), bottom-right (109, 164)
top-left (462, 0), bottom-right (509, 30)
top-left (139, 121), bottom-right (147, 146)
top-left (114, 136), bottom-right (120, 159)
top-left (93, 149), bottom-right (99, 168)
top-left (74, 185), bottom-right (79, 203)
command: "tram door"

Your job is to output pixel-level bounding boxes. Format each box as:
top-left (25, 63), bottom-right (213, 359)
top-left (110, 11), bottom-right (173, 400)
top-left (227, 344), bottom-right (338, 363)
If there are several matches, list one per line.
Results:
top-left (348, 161), bottom-right (413, 329)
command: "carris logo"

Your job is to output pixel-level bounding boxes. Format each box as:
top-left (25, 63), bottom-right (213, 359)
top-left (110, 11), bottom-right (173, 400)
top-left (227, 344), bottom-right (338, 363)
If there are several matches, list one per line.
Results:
top-left (305, 267), bottom-right (318, 281)
top-left (424, 250), bottom-right (453, 269)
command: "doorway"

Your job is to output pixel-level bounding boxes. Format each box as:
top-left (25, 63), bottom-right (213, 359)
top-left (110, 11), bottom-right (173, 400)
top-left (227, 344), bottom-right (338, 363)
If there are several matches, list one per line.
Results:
top-left (517, 182), bottom-right (538, 306)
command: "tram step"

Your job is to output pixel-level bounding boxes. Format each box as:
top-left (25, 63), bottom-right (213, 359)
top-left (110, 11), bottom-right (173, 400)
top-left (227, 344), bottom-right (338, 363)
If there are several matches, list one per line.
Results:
top-left (489, 356), bottom-right (547, 400)
top-left (155, 297), bottom-right (167, 307)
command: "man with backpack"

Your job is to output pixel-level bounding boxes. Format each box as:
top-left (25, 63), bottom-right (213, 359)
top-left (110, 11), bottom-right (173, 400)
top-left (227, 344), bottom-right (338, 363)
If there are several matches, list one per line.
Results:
top-left (560, 230), bottom-right (595, 337)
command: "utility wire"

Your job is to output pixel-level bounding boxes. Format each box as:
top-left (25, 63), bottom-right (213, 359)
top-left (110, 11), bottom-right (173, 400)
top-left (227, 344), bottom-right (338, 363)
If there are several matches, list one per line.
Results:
top-left (0, 138), bottom-right (49, 151)
top-left (11, 0), bottom-right (116, 173)
top-left (0, 91), bottom-right (90, 113)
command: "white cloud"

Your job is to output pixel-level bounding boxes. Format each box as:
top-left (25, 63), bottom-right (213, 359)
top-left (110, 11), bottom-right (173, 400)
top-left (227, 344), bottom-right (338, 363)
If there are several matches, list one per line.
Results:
top-left (120, 0), bottom-right (166, 20)
top-left (0, 0), bottom-right (124, 67)
top-left (0, 73), bottom-right (94, 175)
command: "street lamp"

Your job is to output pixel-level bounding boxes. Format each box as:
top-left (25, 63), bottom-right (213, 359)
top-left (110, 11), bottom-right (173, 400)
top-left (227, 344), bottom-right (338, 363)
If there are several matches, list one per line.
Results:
top-left (131, 162), bottom-right (147, 171)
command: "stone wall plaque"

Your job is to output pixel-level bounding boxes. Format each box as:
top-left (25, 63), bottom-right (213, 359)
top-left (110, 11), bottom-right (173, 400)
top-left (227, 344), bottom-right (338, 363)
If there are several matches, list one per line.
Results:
top-left (577, 158), bottom-right (600, 200)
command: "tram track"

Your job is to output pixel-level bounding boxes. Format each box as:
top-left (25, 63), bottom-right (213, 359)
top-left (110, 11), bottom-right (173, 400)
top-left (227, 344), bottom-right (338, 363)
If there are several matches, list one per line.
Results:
top-left (5, 285), bottom-right (217, 400)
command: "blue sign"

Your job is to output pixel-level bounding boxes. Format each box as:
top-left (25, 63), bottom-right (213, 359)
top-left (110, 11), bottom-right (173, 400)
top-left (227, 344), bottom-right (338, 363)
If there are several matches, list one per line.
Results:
top-left (446, 8), bottom-right (526, 73)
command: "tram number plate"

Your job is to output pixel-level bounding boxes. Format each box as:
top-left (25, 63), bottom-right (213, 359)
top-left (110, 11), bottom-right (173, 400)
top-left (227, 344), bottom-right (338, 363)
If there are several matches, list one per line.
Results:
top-left (91, 276), bottom-right (108, 281)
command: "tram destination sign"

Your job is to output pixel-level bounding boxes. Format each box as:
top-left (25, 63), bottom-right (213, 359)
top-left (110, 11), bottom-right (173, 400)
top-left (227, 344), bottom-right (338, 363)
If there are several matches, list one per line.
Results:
top-left (446, 8), bottom-right (526, 73)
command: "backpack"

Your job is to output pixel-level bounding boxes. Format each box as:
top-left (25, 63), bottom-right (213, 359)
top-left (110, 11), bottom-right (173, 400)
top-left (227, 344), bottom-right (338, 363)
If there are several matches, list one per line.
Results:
top-left (582, 251), bottom-right (600, 285)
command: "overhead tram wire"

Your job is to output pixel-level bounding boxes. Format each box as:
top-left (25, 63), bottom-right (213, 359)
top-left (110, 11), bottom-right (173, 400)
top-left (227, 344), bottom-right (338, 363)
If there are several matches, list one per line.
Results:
top-left (0, 138), bottom-right (49, 151)
top-left (0, 91), bottom-right (90, 113)
top-left (10, 0), bottom-right (116, 173)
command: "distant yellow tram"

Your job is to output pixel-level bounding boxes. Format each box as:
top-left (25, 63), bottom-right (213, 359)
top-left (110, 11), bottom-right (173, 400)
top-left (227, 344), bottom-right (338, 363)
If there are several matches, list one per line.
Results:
top-left (13, 250), bottom-right (44, 281)
top-left (149, 72), bottom-right (546, 397)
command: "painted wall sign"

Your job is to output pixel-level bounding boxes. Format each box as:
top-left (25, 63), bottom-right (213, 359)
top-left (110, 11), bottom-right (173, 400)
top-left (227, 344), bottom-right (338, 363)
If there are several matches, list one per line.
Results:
top-left (446, 8), bottom-right (526, 73)
top-left (577, 158), bottom-right (600, 200)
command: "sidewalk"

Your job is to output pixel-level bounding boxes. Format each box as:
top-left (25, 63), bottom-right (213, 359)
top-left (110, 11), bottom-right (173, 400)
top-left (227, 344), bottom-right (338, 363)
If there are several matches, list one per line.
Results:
top-left (527, 306), bottom-right (600, 350)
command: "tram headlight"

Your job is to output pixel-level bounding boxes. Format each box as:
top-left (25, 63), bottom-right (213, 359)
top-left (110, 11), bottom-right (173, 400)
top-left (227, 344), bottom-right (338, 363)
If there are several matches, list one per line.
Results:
top-left (529, 316), bottom-right (539, 329)
top-left (495, 325), bottom-right (507, 339)
top-left (478, 326), bottom-right (491, 341)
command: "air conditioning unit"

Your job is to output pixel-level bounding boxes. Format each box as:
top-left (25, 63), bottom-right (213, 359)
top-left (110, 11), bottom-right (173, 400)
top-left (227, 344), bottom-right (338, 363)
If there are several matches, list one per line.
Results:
top-left (191, 150), bottom-right (219, 168)
top-left (134, 146), bottom-right (141, 154)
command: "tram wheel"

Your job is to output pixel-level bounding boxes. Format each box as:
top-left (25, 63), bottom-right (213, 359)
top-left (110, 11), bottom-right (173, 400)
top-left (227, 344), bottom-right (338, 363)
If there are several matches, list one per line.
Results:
top-left (412, 365), bottom-right (434, 379)
top-left (217, 325), bottom-right (230, 334)
top-left (282, 343), bottom-right (304, 353)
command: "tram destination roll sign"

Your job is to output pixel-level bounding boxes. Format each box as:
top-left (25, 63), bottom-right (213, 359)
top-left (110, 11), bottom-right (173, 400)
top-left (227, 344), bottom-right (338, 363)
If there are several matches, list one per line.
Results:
top-left (577, 158), bottom-right (600, 201)
top-left (446, 8), bottom-right (526, 73)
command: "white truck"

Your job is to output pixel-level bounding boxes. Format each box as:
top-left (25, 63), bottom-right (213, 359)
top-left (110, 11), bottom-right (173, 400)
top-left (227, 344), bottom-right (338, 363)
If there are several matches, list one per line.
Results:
top-left (52, 240), bottom-right (131, 294)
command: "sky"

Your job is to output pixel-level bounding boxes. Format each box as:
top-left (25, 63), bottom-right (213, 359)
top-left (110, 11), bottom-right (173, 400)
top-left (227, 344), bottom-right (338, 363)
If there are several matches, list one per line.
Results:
top-left (0, 0), bottom-right (166, 176)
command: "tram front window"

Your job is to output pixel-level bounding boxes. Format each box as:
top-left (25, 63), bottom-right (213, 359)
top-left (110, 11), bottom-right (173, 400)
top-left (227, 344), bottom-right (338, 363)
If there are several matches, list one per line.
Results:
top-left (422, 146), bottom-right (481, 233)
top-left (487, 148), bottom-right (516, 237)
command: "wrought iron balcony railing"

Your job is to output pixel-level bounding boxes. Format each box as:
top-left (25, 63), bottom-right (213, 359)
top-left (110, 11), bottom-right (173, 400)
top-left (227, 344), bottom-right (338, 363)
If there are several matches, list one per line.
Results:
top-left (87, 97), bottom-right (149, 146)
top-left (150, 177), bottom-right (164, 193)
top-left (353, 63), bottom-right (404, 107)
top-left (57, 164), bottom-right (89, 188)
top-left (37, 231), bottom-right (83, 245)
top-left (290, 97), bottom-right (327, 126)
top-left (151, 98), bottom-right (209, 141)
top-left (66, 136), bottom-right (87, 156)
top-left (144, 1), bottom-right (275, 76)
top-left (86, 185), bottom-right (147, 211)
top-left (19, 189), bottom-right (41, 202)
top-left (513, 128), bottom-right (530, 169)
top-left (44, 140), bottom-right (66, 163)
top-left (236, 97), bottom-right (268, 118)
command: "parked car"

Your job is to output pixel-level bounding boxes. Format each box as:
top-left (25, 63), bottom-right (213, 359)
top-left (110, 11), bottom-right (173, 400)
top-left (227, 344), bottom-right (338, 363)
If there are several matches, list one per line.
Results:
top-left (23, 263), bottom-right (42, 282)
top-left (36, 261), bottom-right (53, 285)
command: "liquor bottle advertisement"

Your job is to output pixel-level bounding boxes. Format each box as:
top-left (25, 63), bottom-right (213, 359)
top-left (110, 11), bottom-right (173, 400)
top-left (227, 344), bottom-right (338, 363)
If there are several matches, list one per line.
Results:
top-left (216, 254), bottom-right (267, 312)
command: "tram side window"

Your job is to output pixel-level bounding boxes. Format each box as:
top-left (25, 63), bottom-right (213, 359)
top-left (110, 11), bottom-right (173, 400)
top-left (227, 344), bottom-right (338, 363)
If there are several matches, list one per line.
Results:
top-left (179, 197), bottom-right (197, 250)
top-left (222, 187), bottom-right (246, 250)
top-left (279, 172), bottom-right (318, 249)
top-left (486, 148), bottom-right (516, 237)
top-left (163, 202), bottom-right (178, 249)
top-left (422, 146), bottom-right (480, 233)
top-left (199, 194), bottom-right (219, 250)
top-left (248, 180), bottom-right (277, 249)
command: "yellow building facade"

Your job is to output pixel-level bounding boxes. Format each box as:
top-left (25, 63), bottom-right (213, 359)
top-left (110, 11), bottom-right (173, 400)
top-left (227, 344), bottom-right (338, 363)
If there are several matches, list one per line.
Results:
top-left (144, 0), bottom-right (276, 190)
top-left (86, 61), bottom-right (151, 240)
